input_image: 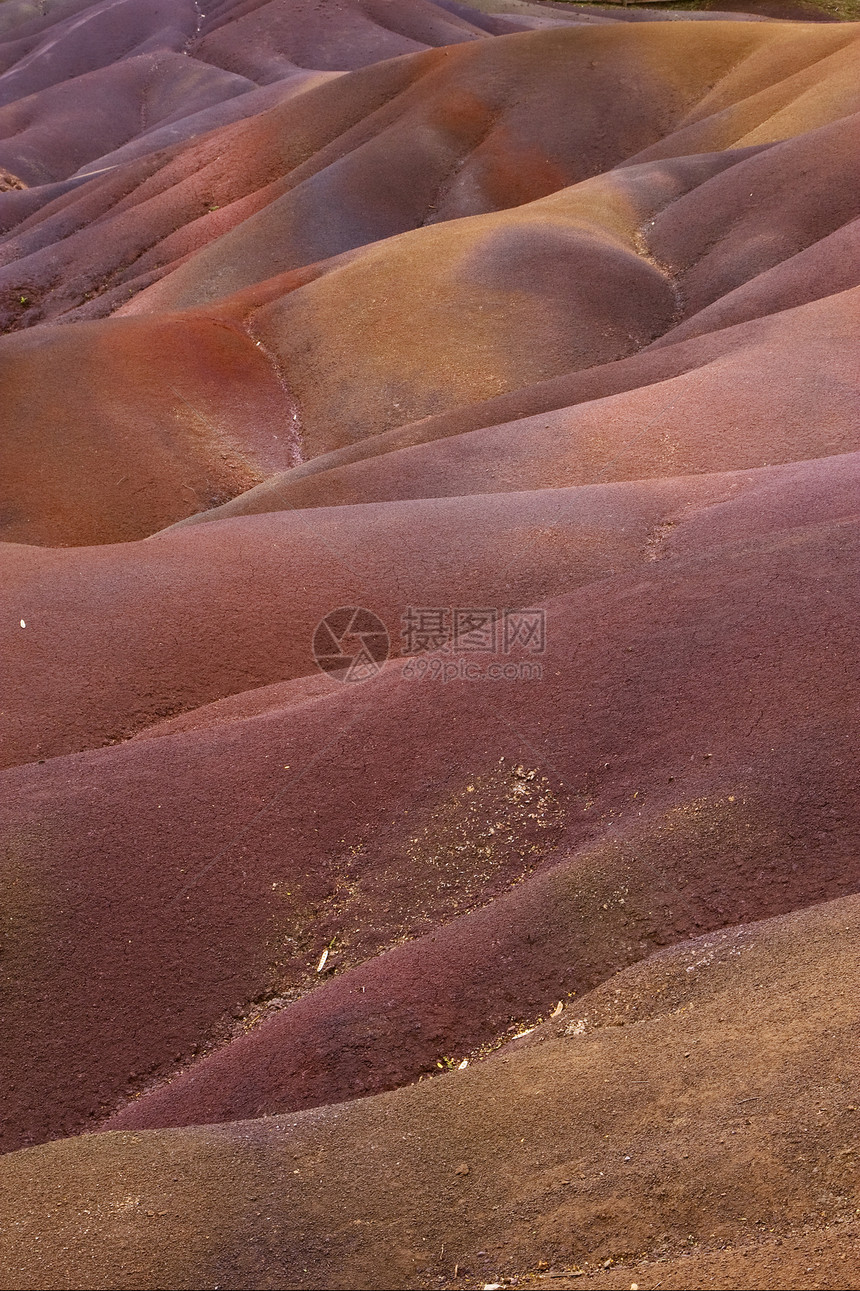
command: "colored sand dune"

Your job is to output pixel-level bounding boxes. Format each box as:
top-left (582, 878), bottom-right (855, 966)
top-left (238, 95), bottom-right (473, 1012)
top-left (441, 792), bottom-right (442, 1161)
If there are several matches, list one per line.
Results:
top-left (0, 0), bottom-right (858, 1288)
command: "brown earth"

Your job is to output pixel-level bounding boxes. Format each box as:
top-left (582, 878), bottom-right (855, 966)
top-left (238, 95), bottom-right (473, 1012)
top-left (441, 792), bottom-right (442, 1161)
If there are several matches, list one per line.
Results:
top-left (2, 894), bottom-right (859, 1288)
top-left (0, 0), bottom-right (858, 1287)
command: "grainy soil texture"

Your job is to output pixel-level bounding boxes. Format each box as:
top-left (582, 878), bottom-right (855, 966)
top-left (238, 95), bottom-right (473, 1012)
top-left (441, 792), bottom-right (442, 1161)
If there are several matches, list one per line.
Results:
top-left (0, 0), bottom-right (858, 1287)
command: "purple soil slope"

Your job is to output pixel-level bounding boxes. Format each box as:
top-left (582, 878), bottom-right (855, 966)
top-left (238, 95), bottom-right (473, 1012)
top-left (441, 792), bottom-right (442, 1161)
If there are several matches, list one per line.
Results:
top-left (0, 2), bottom-right (858, 1288)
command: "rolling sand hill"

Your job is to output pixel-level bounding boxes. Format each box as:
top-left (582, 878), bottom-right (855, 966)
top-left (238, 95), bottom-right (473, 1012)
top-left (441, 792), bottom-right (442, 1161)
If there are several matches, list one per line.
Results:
top-left (0, 0), bottom-right (858, 1287)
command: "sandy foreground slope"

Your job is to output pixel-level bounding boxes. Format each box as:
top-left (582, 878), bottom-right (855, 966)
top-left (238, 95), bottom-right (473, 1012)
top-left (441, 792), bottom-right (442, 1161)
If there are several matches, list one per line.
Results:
top-left (0, 0), bottom-right (858, 1287)
top-left (1, 894), bottom-right (859, 1288)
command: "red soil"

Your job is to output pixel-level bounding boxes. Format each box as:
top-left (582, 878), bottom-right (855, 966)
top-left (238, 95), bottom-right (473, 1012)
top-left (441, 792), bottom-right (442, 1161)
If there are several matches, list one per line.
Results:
top-left (0, 1), bottom-right (858, 1288)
